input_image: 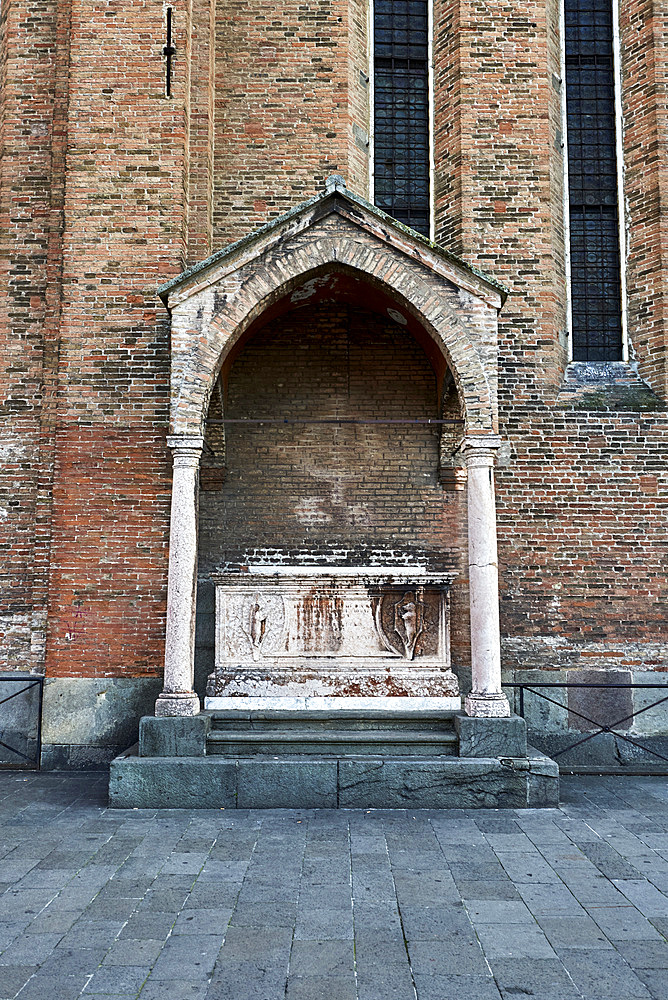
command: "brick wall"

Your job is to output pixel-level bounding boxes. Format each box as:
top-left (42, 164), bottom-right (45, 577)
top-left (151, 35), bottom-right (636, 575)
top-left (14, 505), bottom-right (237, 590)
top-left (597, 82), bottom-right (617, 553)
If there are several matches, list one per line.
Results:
top-left (0, 0), bottom-right (62, 672)
top-left (212, 0), bottom-right (370, 244)
top-left (497, 406), bottom-right (668, 670)
top-left (440, 0), bottom-right (668, 672)
top-left (621, 0), bottom-right (668, 399)
top-left (36, 0), bottom-right (197, 680)
top-left (1, 0), bottom-right (666, 708)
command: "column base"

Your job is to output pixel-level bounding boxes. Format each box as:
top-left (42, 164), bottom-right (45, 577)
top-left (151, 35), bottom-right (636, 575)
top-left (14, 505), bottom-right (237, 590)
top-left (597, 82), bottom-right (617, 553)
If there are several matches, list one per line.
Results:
top-left (154, 692), bottom-right (201, 718)
top-left (465, 691), bottom-right (511, 718)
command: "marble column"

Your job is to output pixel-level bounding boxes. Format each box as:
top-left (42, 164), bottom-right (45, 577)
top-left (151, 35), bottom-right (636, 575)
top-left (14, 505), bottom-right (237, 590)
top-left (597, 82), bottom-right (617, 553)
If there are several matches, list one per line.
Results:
top-left (155, 435), bottom-right (204, 718)
top-left (463, 436), bottom-right (510, 718)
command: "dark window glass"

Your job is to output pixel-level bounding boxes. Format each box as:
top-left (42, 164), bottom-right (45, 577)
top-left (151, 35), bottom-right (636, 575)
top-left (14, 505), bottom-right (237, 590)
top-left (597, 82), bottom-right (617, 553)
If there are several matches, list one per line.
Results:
top-left (565, 0), bottom-right (623, 360)
top-left (374, 0), bottom-right (430, 236)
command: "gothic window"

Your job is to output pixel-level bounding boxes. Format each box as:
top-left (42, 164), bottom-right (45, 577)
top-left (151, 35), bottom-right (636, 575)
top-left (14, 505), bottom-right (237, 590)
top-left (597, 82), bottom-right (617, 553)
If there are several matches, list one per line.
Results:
top-left (373, 0), bottom-right (430, 237)
top-left (565, 0), bottom-right (623, 361)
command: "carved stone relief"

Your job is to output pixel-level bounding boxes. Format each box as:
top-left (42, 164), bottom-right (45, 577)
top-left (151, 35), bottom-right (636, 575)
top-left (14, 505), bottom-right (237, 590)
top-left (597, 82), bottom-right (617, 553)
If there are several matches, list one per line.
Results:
top-left (208, 569), bottom-right (458, 700)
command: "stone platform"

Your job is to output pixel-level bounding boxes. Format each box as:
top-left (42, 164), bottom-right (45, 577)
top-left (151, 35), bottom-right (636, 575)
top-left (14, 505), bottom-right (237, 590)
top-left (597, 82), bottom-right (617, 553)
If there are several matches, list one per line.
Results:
top-left (108, 708), bottom-right (559, 809)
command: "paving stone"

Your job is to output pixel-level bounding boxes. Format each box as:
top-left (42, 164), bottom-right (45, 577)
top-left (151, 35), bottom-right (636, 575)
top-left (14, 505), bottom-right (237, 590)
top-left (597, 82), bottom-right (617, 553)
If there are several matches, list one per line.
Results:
top-left (101, 938), bottom-right (164, 966)
top-left (80, 898), bottom-right (139, 921)
top-left (356, 962), bottom-right (416, 1000)
top-left (229, 899), bottom-right (296, 928)
top-left (227, 877), bottom-right (297, 907)
top-left (634, 967), bottom-right (668, 1000)
top-left (578, 842), bottom-right (644, 879)
top-left (353, 937), bottom-right (411, 967)
top-left (299, 885), bottom-right (352, 909)
top-left (59, 919), bottom-right (125, 950)
top-left (399, 903), bottom-right (474, 941)
top-left (452, 861), bottom-right (508, 880)
top-left (294, 905), bottom-right (354, 940)
top-left (455, 880), bottom-right (522, 901)
top-left (82, 965), bottom-right (149, 994)
top-left (414, 973), bottom-right (502, 1000)
top-left (559, 874), bottom-right (632, 905)
top-left (353, 900), bottom-right (405, 939)
top-left (3, 775), bottom-right (668, 1000)
top-left (206, 963), bottom-right (287, 1000)
top-left (489, 956), bottom-right (583, 998)
top-left (288, 939), bottom-right (354, 976)
top-left (515, 882), bottom-right (586, 916)
top-left (464, 899), bottom-right (534, 923)
top-left (134, 979), bottom-right (209, 1000)
top-left (586, 903), bottom-right (664, 941)
top-left (171, 908), bottom-right (232, 935)
top-left (216, 925), bottom-right (293, 964)
top-left (118, 913), bottom-right (176, 940)
top-left (18, 971), bottom-right (90, 1000)
top-left (475, 921), bottom-right (556, 959)
top-left (557, 948), bottom-right (653, 998)
top-left (285, 973), bottom-right (357, 999)
top-left (537, 915), bottom-right (613, 950)
top-left (0, 932), bottom-right (62, 965)
top-left (94, 877), bottom-right (154, 900)
top-left (614, 879), bottom-right (668, 916)
top-left (407, 937), bottom-right (489, 976)
top-left (149, 933), bottom-right (222, 980)
top-left (615, 940), bottom-right (668, 969)
top-left (140, 888), bottom-right (190, 911)
top-left (494, 852), bottom-right (562, 884)
top-left (0, 965), bottom-right (38, 998)
top-left (39, 946), bottom-right (106, 978)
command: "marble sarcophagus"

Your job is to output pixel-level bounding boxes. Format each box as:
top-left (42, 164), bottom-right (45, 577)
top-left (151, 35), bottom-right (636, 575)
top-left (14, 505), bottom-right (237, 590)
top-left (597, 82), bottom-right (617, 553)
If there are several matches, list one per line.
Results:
top-left (205, 568), bottom-right (460, 709)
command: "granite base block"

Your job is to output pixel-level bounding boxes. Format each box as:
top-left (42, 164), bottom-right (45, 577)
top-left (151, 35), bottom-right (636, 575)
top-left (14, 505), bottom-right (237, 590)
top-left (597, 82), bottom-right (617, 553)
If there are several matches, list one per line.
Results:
top-left (109, 751), bottom-right (236, 808)
top-left (455, 712), bottom-right (527, 757)
top-left (236, 759), bottom-right (338, 808)
top-left (139, 715), bottom-right (210, 757)
top-left (525, 748), bottom-right (560, 807)
top-left (529, 731), bottom-right (668, 768)
top-left (108, 749), bottom-right (559, 809)
top-left (338, 758), bottom-right (528, 809)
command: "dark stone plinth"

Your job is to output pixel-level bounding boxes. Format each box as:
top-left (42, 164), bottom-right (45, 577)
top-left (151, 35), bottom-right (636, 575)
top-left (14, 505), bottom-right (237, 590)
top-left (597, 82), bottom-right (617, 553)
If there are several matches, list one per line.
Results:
top-left (138, 714), bottom-right (210, 757)
top-left (567, 669), bottom-right (632, 732)
top-left (109, 748), bottom-right (559, 809)
top-left (455, 713), bottom-right (527, 758)
top-left (337, 758), bottom-right (528, 809)
top-left (109, 750), bottom-right (235, 808)
top-left (237, 759), bottom-right (338, 808)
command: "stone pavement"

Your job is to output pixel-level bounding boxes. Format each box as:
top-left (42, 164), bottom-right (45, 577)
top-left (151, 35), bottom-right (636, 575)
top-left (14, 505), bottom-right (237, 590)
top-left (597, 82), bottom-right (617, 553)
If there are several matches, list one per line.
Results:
top-left (0, 774), bottom-right (668, 999)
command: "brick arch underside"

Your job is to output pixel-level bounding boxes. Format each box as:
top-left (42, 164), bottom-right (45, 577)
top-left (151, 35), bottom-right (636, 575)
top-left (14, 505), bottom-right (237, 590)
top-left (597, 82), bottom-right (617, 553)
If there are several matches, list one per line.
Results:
top-left (169, 239), bottom-right (495, 436)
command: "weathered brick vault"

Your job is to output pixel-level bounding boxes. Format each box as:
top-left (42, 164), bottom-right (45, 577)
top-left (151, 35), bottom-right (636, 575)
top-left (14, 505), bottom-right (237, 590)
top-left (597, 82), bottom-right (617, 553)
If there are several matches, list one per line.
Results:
top-left (0, 0), bottom-right (666, 769)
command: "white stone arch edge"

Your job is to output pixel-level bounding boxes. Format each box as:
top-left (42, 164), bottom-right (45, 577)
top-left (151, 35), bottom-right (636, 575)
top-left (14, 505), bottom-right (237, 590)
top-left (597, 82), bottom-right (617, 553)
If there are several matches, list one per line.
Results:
top-left (167, 229), bottom-right (499, 439)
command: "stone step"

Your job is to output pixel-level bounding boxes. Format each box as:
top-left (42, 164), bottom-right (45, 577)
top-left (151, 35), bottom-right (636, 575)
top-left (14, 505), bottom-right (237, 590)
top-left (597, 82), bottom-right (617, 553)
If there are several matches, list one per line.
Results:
top-left (206, 727), bottom-right (458, 756)
top-left (209, 713), bottom-right (457, 733)
top-left (109, 747), bottom-right (560, 809)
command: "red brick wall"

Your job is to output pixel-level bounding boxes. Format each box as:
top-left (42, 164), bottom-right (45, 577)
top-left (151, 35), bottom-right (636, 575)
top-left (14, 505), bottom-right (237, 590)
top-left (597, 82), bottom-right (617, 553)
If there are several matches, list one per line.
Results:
top-left (1, 0), bottom-right (666, 692)
top-left (212, 0), bottom-right (370, 244)
top-left (434, 0), bottom-right (568, 391)
top-left (621, 0), bottom-right (668, 399)
top-left (0, 0), bottom-right (63, 672)
top-left (39, 0), bottom-right (195, 679)
top-left (497, 408), bottom-right (667, 671)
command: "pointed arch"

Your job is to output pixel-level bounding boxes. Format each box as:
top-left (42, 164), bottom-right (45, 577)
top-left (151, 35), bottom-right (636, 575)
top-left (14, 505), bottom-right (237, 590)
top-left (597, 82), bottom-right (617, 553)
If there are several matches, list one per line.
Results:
top-left (168, 227), bottom-right (498, 436)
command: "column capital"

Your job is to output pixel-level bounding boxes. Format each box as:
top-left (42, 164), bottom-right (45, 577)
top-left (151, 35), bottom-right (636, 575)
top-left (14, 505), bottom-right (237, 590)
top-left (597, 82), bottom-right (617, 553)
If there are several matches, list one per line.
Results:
top-left (167, 435), bottom-right (204, 467)
top-left (461, 435), bottom-right (502, 467)
top-left (167, 434), bottom-right (205, 452)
